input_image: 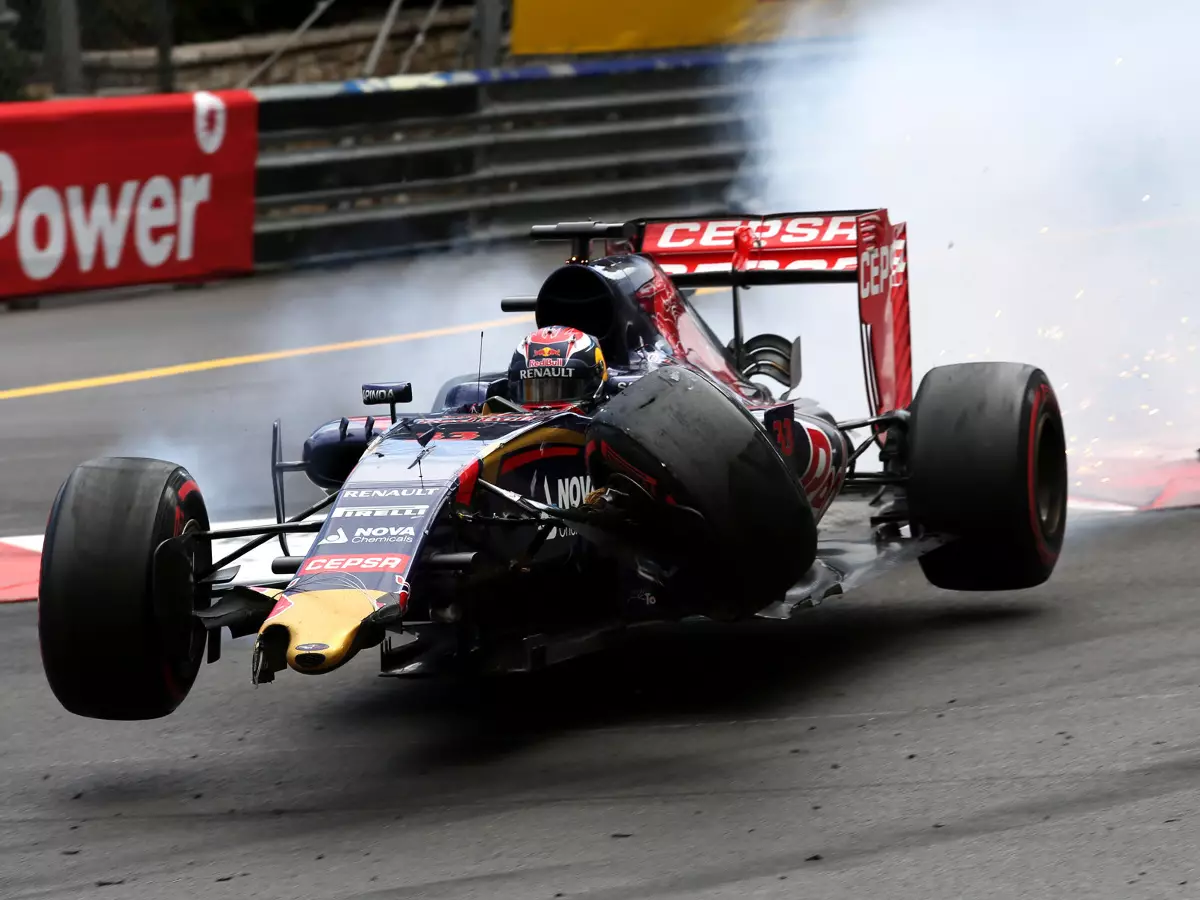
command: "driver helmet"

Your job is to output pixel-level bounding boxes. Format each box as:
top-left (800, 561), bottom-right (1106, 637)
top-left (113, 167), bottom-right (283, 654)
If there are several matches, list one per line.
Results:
top-left (508, 326), bottom-right (608, 409)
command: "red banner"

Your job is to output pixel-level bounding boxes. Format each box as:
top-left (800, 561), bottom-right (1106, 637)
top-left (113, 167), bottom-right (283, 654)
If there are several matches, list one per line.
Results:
top-left (0, 91), bottom-right (257, 298)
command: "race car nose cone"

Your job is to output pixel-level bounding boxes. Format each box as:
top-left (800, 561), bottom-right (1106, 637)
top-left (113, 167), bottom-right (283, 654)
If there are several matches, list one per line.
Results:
top-left (258, 589), bottom-right (389, 674)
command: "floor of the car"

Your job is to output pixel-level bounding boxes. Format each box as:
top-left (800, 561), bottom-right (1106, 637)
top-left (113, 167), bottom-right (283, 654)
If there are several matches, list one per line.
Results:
top-left (816, 494), bottom-right (882, 544)
top-left (753, 493), bottom-right (931, 620)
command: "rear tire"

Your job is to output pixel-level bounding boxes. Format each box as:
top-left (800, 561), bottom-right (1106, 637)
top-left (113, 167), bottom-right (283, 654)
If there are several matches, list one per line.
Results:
top-left (907, 363), bottom-right (1068, 591)
top-left (38, 458), bottom-right (211, 720)
top-left (586, 366), bottom-right (817, 617)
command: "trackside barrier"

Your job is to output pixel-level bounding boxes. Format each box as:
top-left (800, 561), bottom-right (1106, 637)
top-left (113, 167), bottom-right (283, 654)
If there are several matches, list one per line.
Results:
top-left (0, 39), bottom-right (850, 303)
top-left (250, 41), bottom-right (849, 269)
top-left (0, 91), bottom-right (258, 299)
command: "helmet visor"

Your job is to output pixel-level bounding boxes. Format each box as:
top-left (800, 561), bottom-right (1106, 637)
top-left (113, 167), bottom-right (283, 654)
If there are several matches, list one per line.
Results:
top-left (515, 374), bottom-right (585, 405)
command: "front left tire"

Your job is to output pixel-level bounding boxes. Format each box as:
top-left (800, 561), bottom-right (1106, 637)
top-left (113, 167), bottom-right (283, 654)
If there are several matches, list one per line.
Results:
top-left (38, 457), bottom-right (211, 720)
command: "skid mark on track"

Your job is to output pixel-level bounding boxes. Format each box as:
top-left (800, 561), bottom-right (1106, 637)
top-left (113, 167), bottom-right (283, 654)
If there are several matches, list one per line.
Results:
top-left (1, 765), bottom-right (1186, 827)
top-left (0, 691), bottom-right (1190, 778)
top-left (577, 690), bottom-right (1197, 734)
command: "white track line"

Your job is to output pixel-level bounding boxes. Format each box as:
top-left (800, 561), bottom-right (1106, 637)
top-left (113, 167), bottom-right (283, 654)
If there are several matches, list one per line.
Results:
top-left (0, 518), bottom-right (319, 590)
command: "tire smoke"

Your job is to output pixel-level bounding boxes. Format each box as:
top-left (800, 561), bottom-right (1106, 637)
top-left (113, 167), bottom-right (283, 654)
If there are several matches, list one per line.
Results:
top-left (737, 0), bottom-right (1199, 469)
top-left (94, 248), bottom-right (549, 521)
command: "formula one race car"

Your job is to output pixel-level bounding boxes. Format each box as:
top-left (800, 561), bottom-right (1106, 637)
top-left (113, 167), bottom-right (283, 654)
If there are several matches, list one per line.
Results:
top-left (38, 208), bottom-right (1068, 720)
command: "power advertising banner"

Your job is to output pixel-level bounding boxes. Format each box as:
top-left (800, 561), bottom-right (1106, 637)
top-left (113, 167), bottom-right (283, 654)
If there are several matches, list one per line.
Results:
top-left (0, 90), bottom-right (257, 298)
top-left (511, 0), bottom-right (811, 56)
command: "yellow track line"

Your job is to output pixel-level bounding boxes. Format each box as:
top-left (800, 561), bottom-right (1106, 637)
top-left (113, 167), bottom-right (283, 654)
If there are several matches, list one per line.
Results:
top-left (0, 314), bottom-right (535, 401)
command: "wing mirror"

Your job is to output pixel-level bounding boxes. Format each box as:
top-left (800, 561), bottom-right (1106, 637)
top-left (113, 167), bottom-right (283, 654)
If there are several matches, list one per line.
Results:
top-left (362, 382), bottom-right (412, 423)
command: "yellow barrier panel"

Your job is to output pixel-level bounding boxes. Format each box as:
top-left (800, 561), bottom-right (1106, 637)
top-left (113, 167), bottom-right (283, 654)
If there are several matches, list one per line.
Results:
top-left (511, 0), bottom-right (805, 56)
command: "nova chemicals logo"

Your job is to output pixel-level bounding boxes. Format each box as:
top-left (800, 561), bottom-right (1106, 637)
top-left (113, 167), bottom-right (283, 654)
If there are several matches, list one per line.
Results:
top-left (320, 527), bottom-right (349, 545)
top-left (543, 475), bottom-right (592, 509)
top-left (352, 525), bottom-right (415, 544)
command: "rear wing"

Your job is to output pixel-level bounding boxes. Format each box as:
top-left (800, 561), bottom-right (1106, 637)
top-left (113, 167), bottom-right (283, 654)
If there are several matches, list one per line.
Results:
top-left (528, 210), bottom-right (912, 416)
top-left (635, 210), bottom-right (870, 285)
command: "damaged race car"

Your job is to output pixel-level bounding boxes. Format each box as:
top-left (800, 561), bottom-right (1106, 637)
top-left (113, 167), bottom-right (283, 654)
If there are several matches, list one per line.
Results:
top-left (38, 208), bottom-right (1069, 720)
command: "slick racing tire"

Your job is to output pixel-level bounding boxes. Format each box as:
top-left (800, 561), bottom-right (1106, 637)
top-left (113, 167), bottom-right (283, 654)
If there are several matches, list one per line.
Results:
top-left (38, 458), bottom-right (212, 720)
top-left (586, 366), bottom-right (817, 617)
top-left (907, 363), bottom-right (1068, 591)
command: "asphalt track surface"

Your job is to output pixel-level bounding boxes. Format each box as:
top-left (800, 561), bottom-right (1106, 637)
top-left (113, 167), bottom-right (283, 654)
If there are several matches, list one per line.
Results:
top-left (2, 258), bottom-right (1200, 899)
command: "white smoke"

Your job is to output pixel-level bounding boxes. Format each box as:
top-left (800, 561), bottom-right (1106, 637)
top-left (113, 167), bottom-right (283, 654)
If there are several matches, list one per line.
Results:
top-left (96, 247), bottom-right (552, 521)
top-left (737, 0), bottom-right (1199, 464)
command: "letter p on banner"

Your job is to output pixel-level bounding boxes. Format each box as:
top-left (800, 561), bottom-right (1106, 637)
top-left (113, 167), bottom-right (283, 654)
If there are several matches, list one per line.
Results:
top-left (0, 91), bottom-right (257, 298)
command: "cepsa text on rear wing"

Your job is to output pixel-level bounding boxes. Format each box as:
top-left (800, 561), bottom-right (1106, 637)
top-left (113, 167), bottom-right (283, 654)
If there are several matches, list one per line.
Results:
top-left (629, 209), bottom-right (912, 417)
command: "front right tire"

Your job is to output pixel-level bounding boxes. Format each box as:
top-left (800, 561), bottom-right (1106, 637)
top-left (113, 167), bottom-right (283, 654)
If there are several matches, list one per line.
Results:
top-left (585, 366), bottom-right (817, 617)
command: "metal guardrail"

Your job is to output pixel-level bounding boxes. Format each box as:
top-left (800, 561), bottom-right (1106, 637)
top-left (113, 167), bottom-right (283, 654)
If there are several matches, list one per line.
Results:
top-left (250, 39), bottom-right (849, 269)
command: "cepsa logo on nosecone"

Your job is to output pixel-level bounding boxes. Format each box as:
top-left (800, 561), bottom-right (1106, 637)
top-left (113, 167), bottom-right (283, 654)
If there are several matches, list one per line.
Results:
top-left (0, 90), bottom-right (257, 298)
top-left (299, 554), bottom-right (411, 575)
